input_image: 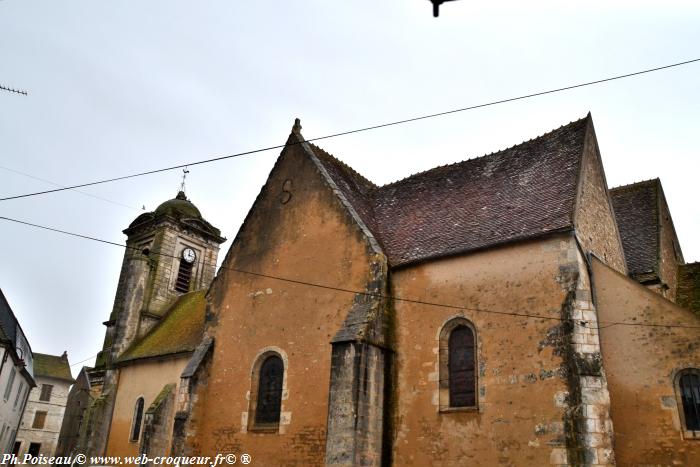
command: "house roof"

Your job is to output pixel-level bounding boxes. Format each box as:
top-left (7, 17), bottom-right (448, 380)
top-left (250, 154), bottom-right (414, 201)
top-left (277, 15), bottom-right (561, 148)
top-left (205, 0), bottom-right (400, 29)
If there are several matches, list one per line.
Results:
top-left (609, 179), bottom-right (661, 280)
top-left (0, 289), bottom-right (19, 345)
top-left (117, 290), bottom-right (206, 364)
top-left (33, 352), bottom-right (74, 383)
top-left (307, 115), bottom-right (589, 267)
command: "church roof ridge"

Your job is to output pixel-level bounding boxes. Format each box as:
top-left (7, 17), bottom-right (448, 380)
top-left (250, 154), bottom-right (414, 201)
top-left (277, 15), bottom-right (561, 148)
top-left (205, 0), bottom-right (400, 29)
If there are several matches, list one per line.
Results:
top-left (379, 114), bottom-right (590, 189)
top-left (308, 113), bottom-right (590, 267)
top-left (610, 177), bottom-right (661, 192)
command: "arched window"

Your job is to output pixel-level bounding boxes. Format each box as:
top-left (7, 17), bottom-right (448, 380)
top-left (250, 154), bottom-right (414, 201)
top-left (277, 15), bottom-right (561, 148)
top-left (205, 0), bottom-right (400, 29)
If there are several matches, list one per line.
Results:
top-left (439, 318), bottom-right (477, 411)
top-left (255, 355), bottom-right (284, 426)
top-left (130, 397), bottom-right (145, 442)
top-left (677, 368), bottom-right (700, 433)
top-left (449, 325), bottom-right (476, 407)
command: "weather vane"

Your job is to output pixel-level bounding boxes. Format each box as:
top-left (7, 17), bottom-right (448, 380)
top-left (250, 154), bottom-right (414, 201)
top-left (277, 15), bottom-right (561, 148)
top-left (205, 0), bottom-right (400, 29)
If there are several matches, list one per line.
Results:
top-left (180, 167), bottom-right (189, 194)
top-left (430, 0), bottom-right (458, 17)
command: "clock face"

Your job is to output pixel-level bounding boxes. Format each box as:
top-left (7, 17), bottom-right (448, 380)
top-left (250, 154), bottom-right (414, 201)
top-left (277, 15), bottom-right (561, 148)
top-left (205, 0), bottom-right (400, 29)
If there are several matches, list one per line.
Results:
top-left (182, 247), bottom-right (196, 263)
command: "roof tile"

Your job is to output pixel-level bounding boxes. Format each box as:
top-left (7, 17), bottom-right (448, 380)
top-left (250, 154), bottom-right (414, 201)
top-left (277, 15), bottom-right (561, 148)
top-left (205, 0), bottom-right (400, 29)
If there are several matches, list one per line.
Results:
top-left (610, 179), bottom-right (659, 278)
top-left (33, 352), bottom-right (74, 382)
top-left (310, 116), bottom-right (589, 266)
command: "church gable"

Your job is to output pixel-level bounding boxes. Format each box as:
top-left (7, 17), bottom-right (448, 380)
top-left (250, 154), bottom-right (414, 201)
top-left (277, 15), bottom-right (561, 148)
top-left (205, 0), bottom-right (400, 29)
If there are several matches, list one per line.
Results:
top-left (178, 123), bottom-right (390, 466)
top-left (572, 116), bottom-right (627, 273)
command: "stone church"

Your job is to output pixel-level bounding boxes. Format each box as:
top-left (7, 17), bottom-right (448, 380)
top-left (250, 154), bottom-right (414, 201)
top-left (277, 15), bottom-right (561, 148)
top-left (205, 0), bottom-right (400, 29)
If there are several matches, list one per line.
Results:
top-left (66, 114), bottom-right (700, 466)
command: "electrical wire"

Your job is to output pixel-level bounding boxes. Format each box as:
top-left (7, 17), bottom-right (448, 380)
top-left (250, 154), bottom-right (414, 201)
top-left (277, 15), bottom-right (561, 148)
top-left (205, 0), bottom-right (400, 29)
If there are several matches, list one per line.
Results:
top-left (0, 84), bottom-right (27, 96)
top-left (1, 57), bottom-right (699, 203)
top-left (3, 214), bottom-right (700, 331)
top-left (0, 165), bottom-right (143, 212)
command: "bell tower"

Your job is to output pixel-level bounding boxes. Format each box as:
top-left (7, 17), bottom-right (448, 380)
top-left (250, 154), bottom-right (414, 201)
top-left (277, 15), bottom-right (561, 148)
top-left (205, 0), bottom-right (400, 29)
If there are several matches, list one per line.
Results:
top-left (80, 190), bottom-right (224, 457)
top-left (95, 190), bottom-right (225, 369)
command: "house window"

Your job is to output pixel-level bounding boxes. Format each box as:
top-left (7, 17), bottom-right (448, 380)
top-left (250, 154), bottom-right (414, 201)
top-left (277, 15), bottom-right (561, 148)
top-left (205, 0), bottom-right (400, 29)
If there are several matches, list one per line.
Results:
top-left (32, 411), bottom-right (47, 429)
top-left (677, 368), bottom-right (700, 434)
top-left (39, 384), bottom-right (53, 402)
top-left (13, 382), bottom-right (24, 409)
top-left (27, 442), bottom-right (41, 457)
top-left (439, 317), bottom-right (478, 411)
top-left (130, 397), bottom-right (145, 442)
top-left (3, 369), bottom-right (16, 401)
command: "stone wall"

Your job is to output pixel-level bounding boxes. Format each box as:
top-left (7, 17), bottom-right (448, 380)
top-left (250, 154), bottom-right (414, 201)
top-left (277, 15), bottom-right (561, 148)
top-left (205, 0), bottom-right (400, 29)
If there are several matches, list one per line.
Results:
top-left (140, 383), bottom-right (176, 459)
top-left (389, 234), bottom-right (615, 466)
top-left (677, 262), bottom-right (700, 315)
top-left (592, 257), bottom-right (700, 465)
top-left (15, 376), bottom-right (71, 457)
top-left (325, 342), bottom-right (388, 466)
top-left (55, 370), bottom-right (93, 456)
top-left (657, 188), bottom-right (683, 302)
top-left (573, 120), bottom-right (626, 275)
top-left (104, 357), bottom-right (187, 457)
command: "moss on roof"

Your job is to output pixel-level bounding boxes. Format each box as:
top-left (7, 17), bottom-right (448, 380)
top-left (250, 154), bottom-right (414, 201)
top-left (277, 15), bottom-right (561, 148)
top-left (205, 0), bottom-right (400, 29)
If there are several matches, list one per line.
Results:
top-left (125, 191), bottom-right (224, 241)
top-left (117, 291), bottom-right (206, 364)
top-left (33, 353), bottom-right (74, 382)
top-left (154, 191), bottom-right (203, 219)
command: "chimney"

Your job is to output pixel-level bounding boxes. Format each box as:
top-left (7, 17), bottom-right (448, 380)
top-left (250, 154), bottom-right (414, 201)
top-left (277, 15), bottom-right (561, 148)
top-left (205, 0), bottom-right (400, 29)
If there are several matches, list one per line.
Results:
top-left (61, 351), bottom-right (68, 361)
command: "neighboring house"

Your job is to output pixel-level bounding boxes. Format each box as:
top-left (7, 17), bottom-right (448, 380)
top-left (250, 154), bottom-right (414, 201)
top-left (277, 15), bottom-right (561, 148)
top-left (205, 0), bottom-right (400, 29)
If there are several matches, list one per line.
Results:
top-left (15, 353), bottom-right (74, 457)
top-left (55, 367), bottom-right (99, 457)
top-left (0, 289), bottom-right (35, 456)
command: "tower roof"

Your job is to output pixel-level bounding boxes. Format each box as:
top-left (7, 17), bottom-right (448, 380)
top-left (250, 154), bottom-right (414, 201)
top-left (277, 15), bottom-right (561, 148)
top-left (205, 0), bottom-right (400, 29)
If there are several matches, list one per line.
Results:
top-left (125, 191), bottom-right (225, 242)
top-left (154, 191), bottom-right (203, 219)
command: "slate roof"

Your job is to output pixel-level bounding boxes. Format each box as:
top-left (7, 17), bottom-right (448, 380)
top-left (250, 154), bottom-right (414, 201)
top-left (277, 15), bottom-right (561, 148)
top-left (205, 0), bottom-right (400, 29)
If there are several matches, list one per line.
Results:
top-left (33, 352), bottom-right (74, 383)
top-left (308, 115), bottom-right (590, 267)
top-left (0, 289), bottom-right (18, 345)
top-left (117, 291), bottom-right (206, 364)
top-left (609, 179), bottom-right (660, 279)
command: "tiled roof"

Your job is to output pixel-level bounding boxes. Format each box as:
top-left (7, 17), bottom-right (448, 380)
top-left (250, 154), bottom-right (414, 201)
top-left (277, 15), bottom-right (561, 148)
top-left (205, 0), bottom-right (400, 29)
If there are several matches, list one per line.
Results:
top-left (609, 179), bottom-right (659, 279)
top-left (309, 116), bottom-right (590, 266)
top-left (117, 291), bottom-right (206, 364)
top-left (33, 352), bottom-right (74, 382)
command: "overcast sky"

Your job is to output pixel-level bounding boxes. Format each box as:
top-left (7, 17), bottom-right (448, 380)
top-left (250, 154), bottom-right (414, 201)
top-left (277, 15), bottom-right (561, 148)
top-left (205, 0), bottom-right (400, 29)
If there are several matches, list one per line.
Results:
top-left (1, 1), bottom-right (698, 373)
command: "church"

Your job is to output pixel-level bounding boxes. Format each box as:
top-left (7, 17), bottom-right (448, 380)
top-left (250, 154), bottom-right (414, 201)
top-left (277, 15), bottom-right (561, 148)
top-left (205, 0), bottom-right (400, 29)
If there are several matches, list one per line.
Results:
top-left (63, 114), bottom-right (700, 466)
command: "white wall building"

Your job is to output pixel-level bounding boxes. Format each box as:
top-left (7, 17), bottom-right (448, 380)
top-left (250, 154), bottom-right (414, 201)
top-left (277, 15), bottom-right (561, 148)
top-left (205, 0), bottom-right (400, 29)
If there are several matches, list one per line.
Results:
top-left (0, 289), bottom-right (35, 456)
top-left (14, 353), bottom-right (73, 457)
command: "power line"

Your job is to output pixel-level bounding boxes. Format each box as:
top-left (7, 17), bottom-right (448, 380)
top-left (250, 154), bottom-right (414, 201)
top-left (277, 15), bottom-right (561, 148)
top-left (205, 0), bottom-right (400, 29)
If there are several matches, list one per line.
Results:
top-left (3, 214), bottom-right (700, 331)
top-left (0, 165), bottom-right (143, 212)
top-left (0, 84), bottom-right (27, 96)
top-left (2, 57), bottom-right (699, 203)
top-left (69, 354), bottom-right (100, 368)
